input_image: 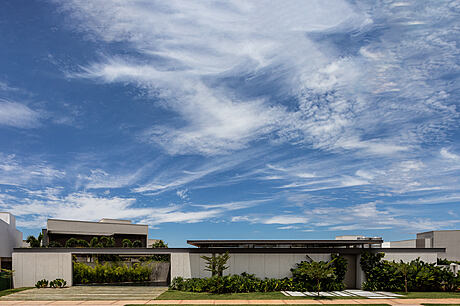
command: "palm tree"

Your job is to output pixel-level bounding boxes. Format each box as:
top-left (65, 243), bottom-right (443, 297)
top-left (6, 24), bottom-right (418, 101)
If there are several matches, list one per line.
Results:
top-left (298, 260), bottom-right (336, 296)
top-left (201, 252), bottom-right (230, 277)
top-left (395, 261), bottom-right (411, 293)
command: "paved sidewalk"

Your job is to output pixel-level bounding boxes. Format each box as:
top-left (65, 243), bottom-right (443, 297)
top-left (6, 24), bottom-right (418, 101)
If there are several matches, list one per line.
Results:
top-left (1, 299), bottom-right (460, 305)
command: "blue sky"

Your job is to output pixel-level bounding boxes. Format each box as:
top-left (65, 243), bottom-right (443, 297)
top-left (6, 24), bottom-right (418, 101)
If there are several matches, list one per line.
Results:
top-left (0, 0), bottom-right (459, 247)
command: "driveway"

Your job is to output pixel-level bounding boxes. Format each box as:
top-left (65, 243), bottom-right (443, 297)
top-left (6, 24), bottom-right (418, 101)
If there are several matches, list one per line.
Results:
top-left (0, 286), bottom-right (167, 301)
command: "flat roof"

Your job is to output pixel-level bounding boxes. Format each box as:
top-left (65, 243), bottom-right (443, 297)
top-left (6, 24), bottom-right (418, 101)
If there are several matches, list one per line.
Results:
top-left (13, 247), bottom-right (445, 255)
top-left (187, 239), bottom-right (383, 248)
top-left (47, 218), bottom-right (147, 227)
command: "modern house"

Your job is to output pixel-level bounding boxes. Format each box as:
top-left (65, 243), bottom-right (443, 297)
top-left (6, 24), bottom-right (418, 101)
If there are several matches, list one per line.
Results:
top-left (42, 218), bottom-right (149, 247)
top-left (8, 215), bottom-right (458, 289)
top-left (383, 230), bottom-right (460, 261)
top-left (0, 212), bottom-right (23, 270)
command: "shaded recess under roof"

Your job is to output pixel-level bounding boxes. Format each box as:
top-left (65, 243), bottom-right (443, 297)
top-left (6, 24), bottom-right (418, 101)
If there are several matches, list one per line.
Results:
top-left (187, 239), bottom-right (383, 248)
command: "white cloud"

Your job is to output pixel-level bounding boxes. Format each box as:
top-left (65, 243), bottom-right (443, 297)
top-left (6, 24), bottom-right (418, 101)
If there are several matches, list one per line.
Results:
top-left (0, 100), bottom-right (40, 128)
top-left (0, 154), bottom-right (65, 187)
top-left (1, 188), bottom-right (260, 228)
top-left (440, 148), bottom-right (459, 160)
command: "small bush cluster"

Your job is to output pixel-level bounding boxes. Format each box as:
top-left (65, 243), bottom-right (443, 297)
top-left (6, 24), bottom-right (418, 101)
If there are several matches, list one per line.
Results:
top-left (170, 273), bottom-right (295, 293)
top-left (360, 252), bottom-right (460, 292)
top-left (35, 278), bottom-right (66, 288)
top-left (73, 261), bottom-right (152, 284)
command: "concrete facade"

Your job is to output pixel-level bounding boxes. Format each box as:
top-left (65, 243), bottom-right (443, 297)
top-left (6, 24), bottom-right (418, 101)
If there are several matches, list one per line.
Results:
top-left (12, 252), bottom-right (72, 288)
top-left (43, 218), bottom-right (149, 247)
top-left (417, 230), bottom-right (460, 261)
top-left (382, 251), bottom-right (438, 263)
top-left (0, 212), bottom-right (23, 268)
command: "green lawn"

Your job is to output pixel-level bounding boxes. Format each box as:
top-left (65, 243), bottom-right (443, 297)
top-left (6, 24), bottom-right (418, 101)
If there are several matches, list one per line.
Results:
top-left (0, 287), bottom-right (32, 297)
top-left (157, 290), bottom-right (460, 300)
top-left (400, 292), bottom-right (460, 299)
top-left (157, 290), bottom-right (362, 300)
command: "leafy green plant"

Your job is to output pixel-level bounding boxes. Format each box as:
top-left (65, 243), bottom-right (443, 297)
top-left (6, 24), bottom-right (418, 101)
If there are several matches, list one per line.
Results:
top-left (293, 259), bottom-right (335, 296)
top-left (48, 241), bottom-right (62, 247)
top-left (360, 252), bottom-right (460, 292)
top-left (26, 234), bottom-right (42, 248)
top-left (73, 261), bottom-right (152, 284)
top-left (49, 278), bottom-right (66, 288)
top-left (35, 279), bottom-right (48, 288)
top-left (122, 239), bottom-right (133, 248)
top-left (151, 240), bottom-right (168, 248)
top-left (133, 240), bottom-right (142, 248)
top-left (65, 238), bottom-right (78, 247)
top-left (76, 239), bottom-right (90, 247)
top-left (89, 237), bottom-right (100, 248)
top-left (99, 236), bottom-right (115, 247)
top-left (0, 268), bottom-right (14, 290)
top-left (201, 252), bottom-right (230, 277)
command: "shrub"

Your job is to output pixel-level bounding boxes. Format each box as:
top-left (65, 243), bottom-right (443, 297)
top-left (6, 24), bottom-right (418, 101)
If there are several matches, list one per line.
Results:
top-left (48, 241), bottom-right (62, 247)
top-left (99, 236), bottom-right (115, 247)
top-left (291, 254), bottom-right (346, 291)
top-left (133, 240), bottom-right (142, 248)
top-left (65, 238), bottom-right (78, 248)
top-left (73, 261), bottom-right (152, 284)
top-left (89, 237), bottom-right (100, 248)
top-left (35, 279), bottom-right (48, 288)
top-left (26, 235), bottom-right (42, 248)
top-left (170, 273), bottom-right (295, 293)
top-left (360, 252), bottom-right (460, 292)
top-left (49, 278), bottom-right (67, 288)
top-left (122, 239), bottom-right (133, 248)
top-left (76, 239), bottom-right (89, 247)
top-left (151, 240), bottom-right (168, 248)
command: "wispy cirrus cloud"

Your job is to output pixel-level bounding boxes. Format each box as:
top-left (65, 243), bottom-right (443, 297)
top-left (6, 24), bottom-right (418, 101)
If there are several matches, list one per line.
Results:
top-left (0, 99), bottom-right (41, 128)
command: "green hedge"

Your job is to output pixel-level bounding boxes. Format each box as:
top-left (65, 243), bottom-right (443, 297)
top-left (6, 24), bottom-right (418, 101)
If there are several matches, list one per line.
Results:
top-left (170, 254), bottom-right (348, 293)
top-left (360, 252), bottom-right (460, 292)
top-left (170, 273), bottom-right (295, 293)
top-left (0, 273), bottom-right (11, 291)
top-left (73, 261), bottom-right (152, 284)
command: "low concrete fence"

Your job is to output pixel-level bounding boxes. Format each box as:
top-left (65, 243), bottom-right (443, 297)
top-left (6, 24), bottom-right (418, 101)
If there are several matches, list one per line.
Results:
top-left (13, 252), bottom-right (72, 288)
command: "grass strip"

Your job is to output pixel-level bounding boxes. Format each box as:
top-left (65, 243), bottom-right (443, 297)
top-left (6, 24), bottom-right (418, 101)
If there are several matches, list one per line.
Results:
top-left (157, 290), bottom-right (364, 300)
top-left (0, 287), bottom-right (32, 297)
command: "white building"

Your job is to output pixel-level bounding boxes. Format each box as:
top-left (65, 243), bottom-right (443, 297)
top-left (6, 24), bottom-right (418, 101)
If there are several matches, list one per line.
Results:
top-left (0, 212), bottom-right (23, 269)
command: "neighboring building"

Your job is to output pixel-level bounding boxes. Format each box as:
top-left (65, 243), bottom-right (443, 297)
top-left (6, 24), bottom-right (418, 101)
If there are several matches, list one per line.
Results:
top-left (417, 230), bottom-right (460, 261)
top-left (42, 218), bottom-right (149, 247)
top-left (384, 230), bottom-right (460, 261)
top-left (0, 212), bottom-right (23, 269)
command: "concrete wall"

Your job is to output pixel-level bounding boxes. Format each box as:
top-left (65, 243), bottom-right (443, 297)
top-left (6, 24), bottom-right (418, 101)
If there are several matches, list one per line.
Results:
top-left (433, 231), bottom-right (460, 261)
top-left (385, 239), bottom-right (416, 248)
top-left (382, 251), bottom-right (437, 263)
top-left (47, 219), bottom-right (148, 236)
top-left (0, 213), bottom-right (23, 258)
top-left (13, 252), bottom-right (72, 288)
top-left (171, 253), bottom-right (331, 280)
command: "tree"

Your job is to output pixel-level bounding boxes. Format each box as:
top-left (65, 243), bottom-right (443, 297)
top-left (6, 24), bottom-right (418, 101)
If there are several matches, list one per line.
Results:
top-left (151, 240), bottom-right (168, 248)
top-left (26, 235), bottom-right (41, 248)
top-left (122, 239), bottom-right (133, 248)
top-left (395, 261), bottom-right (411, 293)
top-left (201, 252), bottom-right (230, 277)
top-left (297, 260), bottom-right (336, 296)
